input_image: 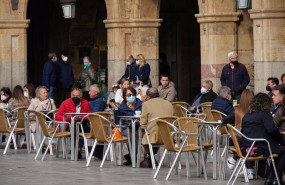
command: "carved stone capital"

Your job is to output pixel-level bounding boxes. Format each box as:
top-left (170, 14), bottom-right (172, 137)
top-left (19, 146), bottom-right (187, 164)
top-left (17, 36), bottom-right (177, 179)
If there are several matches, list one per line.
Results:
top-left (195, 12), bottom-right (242, 23)
top-left (0, 20), bottom-right (30, 29)
top-left (103, 19), bottom-right (163, 28)
top-left (249, 8), bottom-right (285, 19)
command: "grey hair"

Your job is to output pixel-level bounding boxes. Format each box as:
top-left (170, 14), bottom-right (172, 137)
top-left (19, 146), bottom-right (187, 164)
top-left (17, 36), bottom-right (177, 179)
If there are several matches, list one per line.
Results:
top-left (228, 51), bottom-right (237, 60)
top-left (71, 88), bottom-right (82, 96)
top-left (83, 56), bottom-right (91, 62)
top-left (36, 86), bottom-right (47, 98)
top-left (218, 86), bottom-right (231, 97)
top-left (202, 80), bottom-right (213, 89)
top-left (139, 85), bottom-right (149, 96)
top-left (90, 84), bottom-right (101, 93)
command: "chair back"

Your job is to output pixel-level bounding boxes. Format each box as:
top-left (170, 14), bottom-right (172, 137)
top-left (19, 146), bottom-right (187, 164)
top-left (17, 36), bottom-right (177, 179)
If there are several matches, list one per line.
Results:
top-left (211, 110), bottom-right (228, 134)
top-left (197, 113), bottom-right (206, 121)
top-left (16, 106), bottom-right (28, 128)
top-left (88, 113), bottom-right (111, 142)
top-left (35, 111), bottom-right (52, 138)
top-left (200, 102), bottom-right (214, 121)
top-left (0, 108), bottom-right (9, 132)
top-left (172, 102), bottom-right (189, 117)
top-left (177, 117), bottom-right (198, 145)
top-left (157, 119), bottom-right (178, 152)
top-left (91, 112), bottom-right (112, 138)
top-left (226, 124), bottom-right (244, 159)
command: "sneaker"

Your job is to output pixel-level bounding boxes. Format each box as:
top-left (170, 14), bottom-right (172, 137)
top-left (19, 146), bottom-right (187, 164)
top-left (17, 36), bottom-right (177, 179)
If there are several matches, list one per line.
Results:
top-left (227, 157), bottom-right (237, 170)
top-left (20, 135), bottom-right (25, 147)
top-left (247, 169), bottom-right (254, 180)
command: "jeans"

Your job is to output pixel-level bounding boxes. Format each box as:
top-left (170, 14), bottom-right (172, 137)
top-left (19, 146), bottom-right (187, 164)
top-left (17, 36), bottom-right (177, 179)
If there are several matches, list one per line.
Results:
top-left (48, 86), bottom-right (54, 99)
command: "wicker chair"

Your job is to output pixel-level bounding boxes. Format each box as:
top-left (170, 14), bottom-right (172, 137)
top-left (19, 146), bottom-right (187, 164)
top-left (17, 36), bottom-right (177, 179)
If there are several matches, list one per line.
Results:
top-left (172, 102), bottom-right (190, 117)
top-left (226, 124), bottom-right (280, 185)
top-left (86, 113), bottom-right (129, 168)
top-left (137, 116), bottom-right (179, 169)
top-left (153, 119), bottom-right (207, 180)
top-left (0, 108), bottom-right (25, 154)
top-left (34, 111), bottom-right (70, 160)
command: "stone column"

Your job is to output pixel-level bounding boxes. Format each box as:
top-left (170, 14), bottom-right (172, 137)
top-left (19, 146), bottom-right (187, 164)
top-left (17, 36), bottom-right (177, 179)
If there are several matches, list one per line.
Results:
top-left (104, 19), bottom-right (162, 89)
top-left (249, 1), bottom-right (285, 93)
top-left (0, 0), bottom-right (29, 88)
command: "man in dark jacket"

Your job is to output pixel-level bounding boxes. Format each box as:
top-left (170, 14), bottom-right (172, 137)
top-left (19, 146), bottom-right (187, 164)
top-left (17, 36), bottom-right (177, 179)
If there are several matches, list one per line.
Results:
top-left (42, 52), bottom-right (57, 98)
top-left (55, 50), bottom-right (74, 107)
top-left (189, 80), bottom-right (217, 112)
top-left (89, 84), bottom-right (105, 112)
top-left (220, 52), bottom-right (250, 100)
top-left (117, 55), bottom-right (139, 85)
top-left (212, 86), bottom-right (234, 115)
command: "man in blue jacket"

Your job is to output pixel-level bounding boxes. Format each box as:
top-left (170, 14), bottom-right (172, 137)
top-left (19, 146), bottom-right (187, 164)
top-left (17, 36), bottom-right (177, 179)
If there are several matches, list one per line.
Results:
top-left (220, 52), bottom-right (250, 100)
top-left (117, 55), bottom-right (139, 85)
top-left (55, 50), bottom-right (74, 107)
top-left (212, 86), bottom-right (234, 115)
top-left (89, 84), bottom-right (105, 112)
top-left (42, 52), bottom-right (57, 98)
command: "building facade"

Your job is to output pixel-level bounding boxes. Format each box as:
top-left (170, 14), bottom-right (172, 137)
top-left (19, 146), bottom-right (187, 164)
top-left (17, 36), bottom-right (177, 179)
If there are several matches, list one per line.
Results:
top-left (0, 0), bottom-right (284, 101)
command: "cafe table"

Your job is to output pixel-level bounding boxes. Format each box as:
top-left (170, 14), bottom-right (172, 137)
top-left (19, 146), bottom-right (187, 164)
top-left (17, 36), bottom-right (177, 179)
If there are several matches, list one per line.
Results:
top-left (194, 121), bottom-right (225, 180)
top-left (118, 115), bottom-right (140, 168)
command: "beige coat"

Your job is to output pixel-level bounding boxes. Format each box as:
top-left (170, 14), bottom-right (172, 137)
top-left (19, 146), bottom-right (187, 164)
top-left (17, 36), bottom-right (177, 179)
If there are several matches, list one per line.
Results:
top-left (140, 98), bottom-right (173, 145)
top-left (28, 98), bottom-right (56, 132)
top-left (157, 81), bottom-right (177, 102)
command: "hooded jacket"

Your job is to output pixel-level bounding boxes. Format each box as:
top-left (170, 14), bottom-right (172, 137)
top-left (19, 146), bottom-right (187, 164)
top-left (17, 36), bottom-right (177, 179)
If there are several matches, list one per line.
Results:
top-left (157, 81), bottom-right (177, 102)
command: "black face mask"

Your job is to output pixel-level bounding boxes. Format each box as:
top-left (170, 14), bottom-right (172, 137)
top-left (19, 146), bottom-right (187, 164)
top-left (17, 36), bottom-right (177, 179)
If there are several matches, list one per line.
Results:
top-left (266, 85), bottom-right (271, 92)
top-left (231, 61), bottom-right (238, 65)
top-left (72, 97), bottom-right (81, 105)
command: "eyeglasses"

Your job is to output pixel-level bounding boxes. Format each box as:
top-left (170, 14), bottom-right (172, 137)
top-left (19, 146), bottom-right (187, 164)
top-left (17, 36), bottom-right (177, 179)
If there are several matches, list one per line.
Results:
top-left (126, 94), bottom-right (133, 97)
top-left (230, 57), bottom-right (238, 60)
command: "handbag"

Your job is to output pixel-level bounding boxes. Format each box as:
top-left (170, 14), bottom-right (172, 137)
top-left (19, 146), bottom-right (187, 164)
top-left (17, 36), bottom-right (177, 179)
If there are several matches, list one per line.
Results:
top-left (75, 79), bottom-right (86, 89)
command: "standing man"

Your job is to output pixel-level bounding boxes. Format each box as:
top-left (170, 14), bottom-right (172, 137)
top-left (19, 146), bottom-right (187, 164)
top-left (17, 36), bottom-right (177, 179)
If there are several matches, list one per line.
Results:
top-left (55, 50), bottom-right (74, 107)
top-left (157, 74), bottom-right (177, 102)
top-left (117, 55), bottom-right (139, 85)
top-left (42, 52), bottom-right (57, 98)
top-left (140, 87), bottom-right (173, 167)
top-left (220, 51), bottom-right (250, 100)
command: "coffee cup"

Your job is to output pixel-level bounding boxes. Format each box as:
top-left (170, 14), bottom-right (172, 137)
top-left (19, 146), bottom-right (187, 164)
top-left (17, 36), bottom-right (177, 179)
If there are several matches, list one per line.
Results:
top-left (135, 111), bottom-right (141, 116)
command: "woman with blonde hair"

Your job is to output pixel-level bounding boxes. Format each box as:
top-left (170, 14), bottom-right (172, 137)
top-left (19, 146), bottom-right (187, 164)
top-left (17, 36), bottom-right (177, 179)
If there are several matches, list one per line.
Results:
top-left (134, 54), bottom-right (151, 86)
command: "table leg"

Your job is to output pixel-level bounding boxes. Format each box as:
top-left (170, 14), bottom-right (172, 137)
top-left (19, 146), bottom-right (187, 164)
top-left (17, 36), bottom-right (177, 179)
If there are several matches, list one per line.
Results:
top-left (70, 118), bottom-right (75, 161)
top-left (35, 117), bottom-right (40, 153)
top-left (75, 122), bottom-right (79, 160)
top-left (212, 126), bottom-right (218, 180)
top-left (132, 120), bottom-right (136, 168)
top-left (25, 115), bottom-right (31, 153)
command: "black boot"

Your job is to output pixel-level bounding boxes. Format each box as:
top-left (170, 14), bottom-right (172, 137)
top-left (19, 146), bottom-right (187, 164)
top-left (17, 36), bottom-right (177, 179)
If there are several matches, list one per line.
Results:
top-left (264, 167), bottom-right (275, 185)
top-left (272, 174), bottom-right (284, 185)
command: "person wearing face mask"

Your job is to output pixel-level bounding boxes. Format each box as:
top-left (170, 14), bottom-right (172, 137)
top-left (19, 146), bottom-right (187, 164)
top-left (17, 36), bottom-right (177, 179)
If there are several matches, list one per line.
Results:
top-left (1, 87), bottom-right (12, 104)
top-left (42, 52), bottom-right (57, 99)
top-left (117, 55), bottom-right (139, 85)
top-left (109, 87), bottom-right (142, 165)
top-left (24, 83), bottom-right (36, 100)
top-left (78, 56), bottom-right (97, 101)
top-left (220, 51), bottom-right (250, 100)
top-left (55, 88), bottom-right (91, 158)
top-left (55, 50), bottom-right (75, 108)
top-left (133, 54), bottom-right (151, 86)
top-left (211, 86), bottom-right (234, 115)
top-left (266, 77), bottom-right (279, 98)
top-left (188, 80), bottom-right (217, 112)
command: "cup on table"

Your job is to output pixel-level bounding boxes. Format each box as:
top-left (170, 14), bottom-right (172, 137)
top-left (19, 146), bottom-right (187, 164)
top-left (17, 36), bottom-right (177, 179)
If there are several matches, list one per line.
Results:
top-left (135, 111), bottom-right (141, 116)
top-left (233, 100), bottom-right (238, 107)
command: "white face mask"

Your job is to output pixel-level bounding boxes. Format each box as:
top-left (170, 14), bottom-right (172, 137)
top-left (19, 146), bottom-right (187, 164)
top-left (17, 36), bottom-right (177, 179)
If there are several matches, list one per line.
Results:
top-left (200, 87), bottom-right (208, 94)
top-left (63, 56), bottom-right (68, 62)
top-left (24, 92), bottom-right (29, 98)
top-left (1, 95), bottom-right (7, 101)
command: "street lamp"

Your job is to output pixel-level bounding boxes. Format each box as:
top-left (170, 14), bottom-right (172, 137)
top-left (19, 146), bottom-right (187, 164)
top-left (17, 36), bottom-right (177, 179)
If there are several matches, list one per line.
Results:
top-left (237, 0), bottom-right (250, 9)
top-left (60, 0), bottom-right (76, 18)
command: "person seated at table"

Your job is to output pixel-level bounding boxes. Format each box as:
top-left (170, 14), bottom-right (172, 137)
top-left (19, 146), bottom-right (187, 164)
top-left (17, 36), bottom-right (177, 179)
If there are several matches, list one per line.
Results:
top-left (107, 83), bottom-right (120, 108)
top-left (89, 84), bottom-right (105, 112)
top-left (55, 88), bottom-right (91, 158)
top-left (28, 86), bottom-right (57, 133)
top-left (188, 80), bottom-right (217, 112)
top-left (115, 78), bottom-right (130, 105)
top-left (240, 93), bottom-right (285, 184)
top-left (1, 87), bottom-right (12, 104)
top-left (211, 86), bottom-right (234, 115)
top-left (24, 83), bottom-right (36, 100)
top-left (138, 85), bottom-right (149, 103)
top-left (7, 85), bottom-right (30, 111)
top-left (271, 85), bottom-right (284, 116)
top-left (274, 85), bottom-right (285, 128)
top-left (226, 89), bottom-right (254, 170)
top-left (140, 87), bottom-right (173, 167)
top-left (109, 86), bottom-right (142, 165)
top-left (157, 74), bottom-right (177, 102)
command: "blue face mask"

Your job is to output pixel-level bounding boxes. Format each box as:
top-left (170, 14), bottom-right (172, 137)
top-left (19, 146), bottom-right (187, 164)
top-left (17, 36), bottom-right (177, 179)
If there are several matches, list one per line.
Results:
top-left (84, 63), bottom-right (90, 68)
top-left (136, 60), bottom-right (140, 65)
top-left (127, 96), bottom-right (136, 103)
top-left (126, 62), bottom-right (131, 65)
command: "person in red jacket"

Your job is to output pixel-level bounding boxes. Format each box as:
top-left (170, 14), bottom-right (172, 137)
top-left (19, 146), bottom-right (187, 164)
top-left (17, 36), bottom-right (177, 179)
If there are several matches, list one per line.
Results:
top-left (55, 88), bottom-right (91, 158)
